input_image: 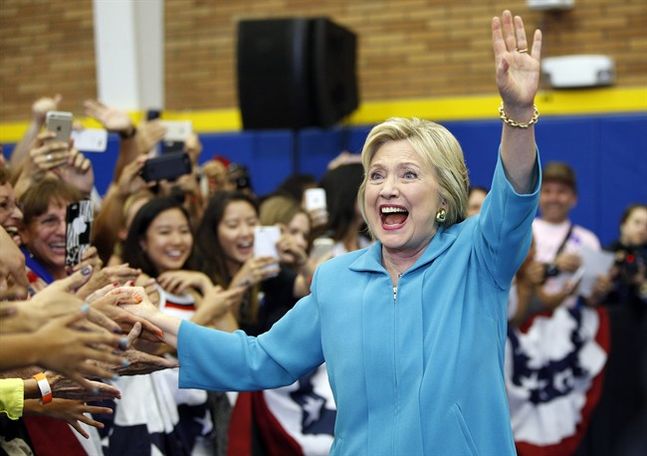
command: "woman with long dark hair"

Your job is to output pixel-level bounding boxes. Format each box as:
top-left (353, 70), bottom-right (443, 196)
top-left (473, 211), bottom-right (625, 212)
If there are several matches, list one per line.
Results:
top-left (114, 196), bottom-right (240, 454)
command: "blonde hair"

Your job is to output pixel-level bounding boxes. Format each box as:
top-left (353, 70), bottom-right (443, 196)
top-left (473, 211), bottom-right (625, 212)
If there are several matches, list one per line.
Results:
top-left (259, 195), bottom-right (304, 227)
top-left (357, 117), bottom-right (469, 229)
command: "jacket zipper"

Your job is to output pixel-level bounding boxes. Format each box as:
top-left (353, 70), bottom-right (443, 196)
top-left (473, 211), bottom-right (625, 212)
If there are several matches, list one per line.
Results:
top-left (392, 273), bottom-right (402, 454)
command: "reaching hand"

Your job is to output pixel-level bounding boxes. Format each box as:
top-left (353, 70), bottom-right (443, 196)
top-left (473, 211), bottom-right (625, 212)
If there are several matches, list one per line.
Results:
top-left (32, 94), bottom-right (62, 124)
top-left (84, 99), bottom-right (134, 133)
top-left (90, 319), bottom-right (177, 376)
top-left (34, 310), bottom-right (126, 389)
top-left (117, 285), bottom-right (163, 321)
top-left (26, 398), bottom-right (113, 439)
top-left (49, 373), bottom-right (122, 401)
top-left (491, 10), bottom-right (542, 111)
top-left (19, 272), bottom-right (121, 335)
top-left (90, 286), bottom-right (164, 340)
top-left (75, 262), bottom-right (142, 300)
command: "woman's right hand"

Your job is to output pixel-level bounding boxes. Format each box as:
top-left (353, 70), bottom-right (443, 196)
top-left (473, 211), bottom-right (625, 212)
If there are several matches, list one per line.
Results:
top-left (230, 256), bottom-right (280, 288)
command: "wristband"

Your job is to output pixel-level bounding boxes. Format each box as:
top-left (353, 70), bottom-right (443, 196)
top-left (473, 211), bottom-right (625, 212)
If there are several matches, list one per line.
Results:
top-left (33, 372), bottom-right (52, 404)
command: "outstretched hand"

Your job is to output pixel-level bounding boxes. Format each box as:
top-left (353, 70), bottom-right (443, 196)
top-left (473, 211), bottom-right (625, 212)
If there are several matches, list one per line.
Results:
top-left (84, 99), bottom-right (134, 133)
top-left (492, 10), bottom-right (542, 111)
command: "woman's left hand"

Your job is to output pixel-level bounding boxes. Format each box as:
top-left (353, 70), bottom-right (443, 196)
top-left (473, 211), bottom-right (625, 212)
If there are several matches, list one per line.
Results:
top-left (492, 10), bottom-right (542, 110)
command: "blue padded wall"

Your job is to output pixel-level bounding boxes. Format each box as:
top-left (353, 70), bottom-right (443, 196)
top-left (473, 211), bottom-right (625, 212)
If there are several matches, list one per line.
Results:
top-left (4, 113), bottom-right (646, 246)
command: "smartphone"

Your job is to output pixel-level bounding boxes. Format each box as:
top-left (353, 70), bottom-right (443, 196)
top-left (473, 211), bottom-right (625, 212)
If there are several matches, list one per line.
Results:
top-left (310, 237), bottom-right (335, 260)
top-left (304, 188), bottom-right (327, 211)
top-left (65, 200), bottom-right (93, 267)
top-left (254, 225), bottom-right (281, 259)
top-left (71, 128), bottom-right (108, 152)
top-left (46, 111), bottom-right (73, 142)
top-left (140, 152), bottom-right (192, 182)
top-left (160, 120), bottom-right (192, 155)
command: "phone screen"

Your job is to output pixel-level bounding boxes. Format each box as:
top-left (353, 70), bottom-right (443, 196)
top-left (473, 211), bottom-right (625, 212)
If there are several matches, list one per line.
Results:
top-left (65, 200), bottom-right (93, 267)
top-left (253, 226), bottom-right (281, 259)
top-left (304, 188), bottom-right (327, 211)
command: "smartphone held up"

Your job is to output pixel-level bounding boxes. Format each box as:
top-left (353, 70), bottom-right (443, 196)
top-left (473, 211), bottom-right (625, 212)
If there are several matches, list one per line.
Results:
top-left (65, 200), bottom-right (93, 267)
top-left (46, 111), bottom-right (73, 142)
top-left (140, 152), bottom-right (192, 182)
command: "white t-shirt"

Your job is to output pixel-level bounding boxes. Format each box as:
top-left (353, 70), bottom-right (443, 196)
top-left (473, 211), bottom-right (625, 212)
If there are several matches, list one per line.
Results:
top-left (532, 218), bottom-right (601, 307)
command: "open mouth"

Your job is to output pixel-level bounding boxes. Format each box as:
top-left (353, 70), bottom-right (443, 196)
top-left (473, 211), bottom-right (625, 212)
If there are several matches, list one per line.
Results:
top-left (237, 240), bottom-right (254, 256)
top-left (165, 249), bottom-right (186, 260)
top-left (380, 205), bottom-right (409, 229)
top-left (4, 226), bottom-right (21, 244)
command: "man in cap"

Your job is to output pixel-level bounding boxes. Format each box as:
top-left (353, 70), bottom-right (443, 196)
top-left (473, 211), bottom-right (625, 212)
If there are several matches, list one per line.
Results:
top-left (532, 161), bottom-right (609, 308)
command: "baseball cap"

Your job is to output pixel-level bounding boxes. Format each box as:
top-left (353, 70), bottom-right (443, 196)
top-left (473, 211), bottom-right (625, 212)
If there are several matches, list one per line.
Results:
top-left (542, 161), bottom-right (577, 193)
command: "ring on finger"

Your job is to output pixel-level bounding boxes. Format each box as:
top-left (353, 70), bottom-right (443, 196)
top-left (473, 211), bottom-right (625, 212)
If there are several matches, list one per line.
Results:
top-left (517, 48), bottom-right (528, 54)
top-left (46, 153), bottom-right (53, 161)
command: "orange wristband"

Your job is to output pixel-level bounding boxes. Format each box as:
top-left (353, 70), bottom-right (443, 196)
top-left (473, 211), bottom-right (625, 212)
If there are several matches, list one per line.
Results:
top-left (33, 372), bottom-right (52, 404)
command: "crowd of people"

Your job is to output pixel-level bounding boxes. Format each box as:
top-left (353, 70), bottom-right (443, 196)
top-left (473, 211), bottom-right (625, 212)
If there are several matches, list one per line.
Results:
top-left (1, 9), bottom-right (645, 456)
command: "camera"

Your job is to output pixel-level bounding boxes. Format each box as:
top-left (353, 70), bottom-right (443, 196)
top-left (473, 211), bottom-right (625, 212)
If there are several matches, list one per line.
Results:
top-left (228, 163), bottom-right (252, 191)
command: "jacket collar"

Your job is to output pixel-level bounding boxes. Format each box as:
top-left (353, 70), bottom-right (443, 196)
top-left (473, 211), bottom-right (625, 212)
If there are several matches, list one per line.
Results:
top-left (348, 225), bottom-right (457, 276)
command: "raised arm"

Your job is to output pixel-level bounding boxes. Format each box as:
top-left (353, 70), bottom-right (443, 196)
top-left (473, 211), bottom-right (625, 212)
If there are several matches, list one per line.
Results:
top-left (492, 10), bottom-right (542, 194)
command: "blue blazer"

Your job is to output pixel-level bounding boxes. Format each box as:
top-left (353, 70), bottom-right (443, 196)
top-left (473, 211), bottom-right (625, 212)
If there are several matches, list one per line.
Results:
top-left (178, 153), bottom-right (540, 455)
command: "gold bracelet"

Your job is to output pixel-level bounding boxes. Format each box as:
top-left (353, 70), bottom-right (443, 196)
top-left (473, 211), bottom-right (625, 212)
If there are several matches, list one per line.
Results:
top-left (498, 103), bottom-right (540, 128)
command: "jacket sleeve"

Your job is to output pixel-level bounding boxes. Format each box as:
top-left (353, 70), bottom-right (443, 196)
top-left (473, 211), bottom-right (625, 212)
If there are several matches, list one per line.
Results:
top-left (474, 148), bottom-right (541, 290)
top-left (177, 283), bottom-right (324, 392)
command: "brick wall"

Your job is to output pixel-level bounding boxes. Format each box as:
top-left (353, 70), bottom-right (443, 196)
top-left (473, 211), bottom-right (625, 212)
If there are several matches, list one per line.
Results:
top-left (1, 0), bottom-right (646, 122)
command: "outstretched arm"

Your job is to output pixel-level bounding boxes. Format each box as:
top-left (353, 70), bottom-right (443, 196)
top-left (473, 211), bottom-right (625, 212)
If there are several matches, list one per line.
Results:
top-left (492, 10), bottom-right (542, 194)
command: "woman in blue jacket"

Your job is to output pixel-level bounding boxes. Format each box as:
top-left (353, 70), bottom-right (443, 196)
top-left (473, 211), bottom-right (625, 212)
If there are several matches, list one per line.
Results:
top-left (123, 10), bottom-right (542, 455)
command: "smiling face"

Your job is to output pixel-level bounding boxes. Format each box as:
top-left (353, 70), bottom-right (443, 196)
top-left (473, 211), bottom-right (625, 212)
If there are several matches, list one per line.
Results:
top-left (21, 199), bottom-right (68, 271)
top-left (218, 200), bottom-right (258, 268)
top-left (0, 182), bottom-right (23, 244)
top-left (140, 208), bottom-right (193, 273)
top-left (364, 140), bottom-right (445, 255)
top-left (539, 181), bottom-right (577, 224)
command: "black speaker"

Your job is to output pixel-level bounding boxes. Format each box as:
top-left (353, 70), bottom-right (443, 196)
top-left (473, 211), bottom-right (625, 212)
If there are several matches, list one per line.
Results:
top-left (237, 17), bottom-right (359, 130)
